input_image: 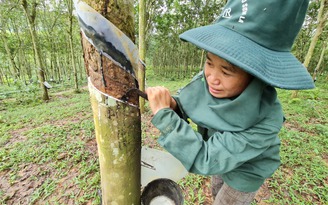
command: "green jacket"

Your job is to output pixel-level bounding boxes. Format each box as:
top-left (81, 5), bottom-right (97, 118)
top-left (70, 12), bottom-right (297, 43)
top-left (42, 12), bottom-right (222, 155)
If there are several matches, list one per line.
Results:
top-left (151, 72), bottom-right (284, 192)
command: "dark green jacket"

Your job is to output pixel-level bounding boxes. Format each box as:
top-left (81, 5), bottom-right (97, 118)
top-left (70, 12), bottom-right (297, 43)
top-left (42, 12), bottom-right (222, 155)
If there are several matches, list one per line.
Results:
top-left (151, 72), bottom-right (284, 192)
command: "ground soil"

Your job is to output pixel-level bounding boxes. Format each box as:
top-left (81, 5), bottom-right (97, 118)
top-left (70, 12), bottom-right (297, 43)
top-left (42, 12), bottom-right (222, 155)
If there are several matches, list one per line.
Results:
top-left (1, 100), bottom-right (271, 205)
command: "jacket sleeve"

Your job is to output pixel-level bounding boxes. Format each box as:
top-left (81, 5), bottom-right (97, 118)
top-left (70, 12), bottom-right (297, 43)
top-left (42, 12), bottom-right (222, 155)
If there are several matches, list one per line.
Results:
top-left (151, 108), bottom-right (281, 175)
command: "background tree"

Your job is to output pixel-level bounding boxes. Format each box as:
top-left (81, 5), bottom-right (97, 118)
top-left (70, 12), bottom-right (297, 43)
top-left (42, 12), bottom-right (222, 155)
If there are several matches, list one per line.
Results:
top-left (138, 0), bottom-right (146, 113)
top-left (0, 0), bottom-right (25, 85)
top-left (1, 0), bottom-right (326, 96)
top-left (313, 41), bottom-right (327, 81)
top-left (146, 0), bottom-right (226, 79)
top-left (65, 0), bottom-right (79, 92)
top-left (303, 0), bottom-right (328, 68)
top-left (0, 0), bottom-right (83, 98)
top-left (292, 0), bottom-right (328, 97)
top-left (21, 0), bottom-right (49, 101)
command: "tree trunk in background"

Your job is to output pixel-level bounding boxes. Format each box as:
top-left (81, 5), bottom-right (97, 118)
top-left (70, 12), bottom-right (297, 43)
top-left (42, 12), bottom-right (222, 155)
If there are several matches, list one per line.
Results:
top-left (303, 0), bottom-right (328, 69)
top-left (313, 41), bottom-right (327, 81)
top-left (21, 0), bottom-right (49, 101)
top-left (0, 34), bottom-right (20, 80)
top-left (292, 0), bottom-right (327, 97)
top-left (67, 0), bottom-right (79, 92)
top-left (79, 0), bottom-right (141, 204)
top-left (0, 68), bottom-right (4, 84)
top-left (18, 49), bottom-right (32, 81)
top-left (139, 0), bottom-right (146, 113)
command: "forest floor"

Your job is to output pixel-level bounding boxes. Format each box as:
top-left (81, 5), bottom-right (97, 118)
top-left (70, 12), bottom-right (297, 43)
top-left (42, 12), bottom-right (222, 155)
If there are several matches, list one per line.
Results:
top-left (0, 77), bottom-right (327, 204)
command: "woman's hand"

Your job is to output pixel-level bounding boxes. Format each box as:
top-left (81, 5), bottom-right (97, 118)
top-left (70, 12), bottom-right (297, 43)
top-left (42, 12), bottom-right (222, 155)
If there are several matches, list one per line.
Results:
top-left (146, 86), bottom-right (177, 115)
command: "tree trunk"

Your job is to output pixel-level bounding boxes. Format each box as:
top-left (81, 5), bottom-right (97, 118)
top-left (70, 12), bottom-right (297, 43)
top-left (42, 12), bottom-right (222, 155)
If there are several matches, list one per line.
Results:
top-left (21, 0), bottom-right (49, 101)
top-left (138, 0), bottom-right (146, 113)
top-left (0, 68), bottom-right (4, 85)
top-left (78, 0), bottom-right (141, 204)
top-left (292, 0), bottom-right (327, 98)
top-left (313, 41), bottom-right (327, 81)
top-left (0, 34), bottom-right (20, 80)
top-left (67, 0), bottom-right (79, 92)
top-left (303, 0), bottom-right (327, 68)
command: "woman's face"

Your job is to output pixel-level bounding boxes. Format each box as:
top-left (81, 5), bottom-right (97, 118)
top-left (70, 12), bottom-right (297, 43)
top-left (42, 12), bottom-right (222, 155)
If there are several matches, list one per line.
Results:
top-left (204, 52), bottom-right (253, 98)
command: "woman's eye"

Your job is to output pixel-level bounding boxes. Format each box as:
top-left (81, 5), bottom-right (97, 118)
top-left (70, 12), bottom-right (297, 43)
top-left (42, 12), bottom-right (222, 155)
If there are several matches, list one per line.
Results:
top-left (222, 70), bottom-right (231, 76)
top-left (206, 61), bottom-right (213, 67)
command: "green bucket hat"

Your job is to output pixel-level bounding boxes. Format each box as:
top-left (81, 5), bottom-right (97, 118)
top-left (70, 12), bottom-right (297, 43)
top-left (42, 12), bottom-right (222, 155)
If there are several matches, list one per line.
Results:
top-left (179, 0), bottom-right (315, 90)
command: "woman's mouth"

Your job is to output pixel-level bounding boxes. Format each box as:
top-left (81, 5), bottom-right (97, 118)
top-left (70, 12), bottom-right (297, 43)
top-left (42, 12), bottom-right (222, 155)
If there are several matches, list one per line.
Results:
top-left (209, 86), bottom-right (223, 94)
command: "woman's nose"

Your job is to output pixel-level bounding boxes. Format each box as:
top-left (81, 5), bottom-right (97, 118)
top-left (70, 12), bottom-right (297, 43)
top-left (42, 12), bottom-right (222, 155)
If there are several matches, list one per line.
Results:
top-left (209, 75), bottom-right (220, 85)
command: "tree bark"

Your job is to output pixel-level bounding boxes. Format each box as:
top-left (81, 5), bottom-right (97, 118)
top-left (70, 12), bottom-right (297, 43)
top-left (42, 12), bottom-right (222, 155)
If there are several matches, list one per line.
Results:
top-left (303, 0), bottom-right (328, 68)
top-left (313, 41), bottom-right (327, 81)
top-left (21, 0), bottom-right (49, 101)
top-left (79, 0), bottom-right (141, 204)
top-left (0, 34), bottom-right (20, 80)
top-left (67, 0), bottom-right (79, 92)
top-left (139, 0), bottom-right (146, 113)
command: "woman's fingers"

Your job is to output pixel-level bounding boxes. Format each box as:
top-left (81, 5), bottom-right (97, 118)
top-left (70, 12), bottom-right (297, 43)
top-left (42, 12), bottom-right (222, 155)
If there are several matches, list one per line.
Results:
top-left (146, 86), bottom-right (172, 115)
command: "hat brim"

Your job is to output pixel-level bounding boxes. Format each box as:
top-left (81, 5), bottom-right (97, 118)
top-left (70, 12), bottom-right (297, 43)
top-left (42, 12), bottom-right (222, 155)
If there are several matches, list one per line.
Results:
top-left (179, 24), bottom-right (315, 90)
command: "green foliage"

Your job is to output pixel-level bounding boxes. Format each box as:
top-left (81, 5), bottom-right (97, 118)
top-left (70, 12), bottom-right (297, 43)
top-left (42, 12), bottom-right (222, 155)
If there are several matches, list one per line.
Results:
top-left (0, 76), bottom-right (327, 204)
top-left (146, 0), bottom-right (225, 78)
top-left (258, 78), bottom-right (328, 204)
top-left (146, 66), bottom-right (192, 93)
top-left (292, 0), bottom-right (328, 74)
top-left (0, 82), bottom-right (42, 107)
top-left (178, 174), bottom-right (208, 205)
top-left (0, 0), bottom-right (327, 202)
top-left (0, 0), bottom-right (84, 89)
top-left (0, 88), bottom-right (98, 204)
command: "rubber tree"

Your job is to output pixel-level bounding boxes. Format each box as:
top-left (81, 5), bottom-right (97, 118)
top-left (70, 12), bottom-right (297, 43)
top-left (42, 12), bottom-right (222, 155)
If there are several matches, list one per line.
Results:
top-left (21, 0), bottom-right (49, 101)
top-left (292, 0), bottom-right (328, 97)
top-left (0, 1), bottom-right (20, 82)
top-left (313, 41), bottom-right (327, 81)
top-left (77, 0), bottom-right (141, 204)
top-left (66, 0), bottom-right (79, 92)
top-left (0, 34), bottom-right (20, 80)
top-left (138, 0), bottom-right (146, 113)
top-left (303, 0), bottom-right (328, 69)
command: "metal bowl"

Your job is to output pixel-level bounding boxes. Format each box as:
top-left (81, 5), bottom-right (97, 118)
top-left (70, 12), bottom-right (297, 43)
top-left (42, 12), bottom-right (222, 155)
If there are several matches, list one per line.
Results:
top-left (141, 178), bottom-right (184, 205)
